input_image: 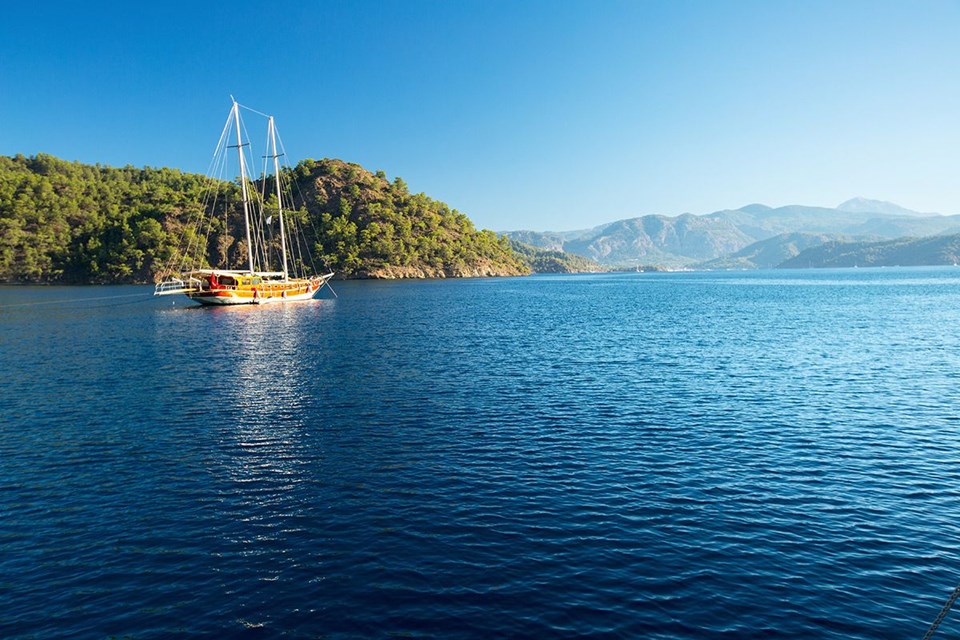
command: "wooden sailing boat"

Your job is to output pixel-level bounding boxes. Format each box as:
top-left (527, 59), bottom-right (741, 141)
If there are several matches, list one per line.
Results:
top-left (155, 99), bottom-right (333, 305)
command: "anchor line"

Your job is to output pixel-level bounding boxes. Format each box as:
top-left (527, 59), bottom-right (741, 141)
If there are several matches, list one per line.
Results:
top-left (923, 582), bottom-right (960, 640)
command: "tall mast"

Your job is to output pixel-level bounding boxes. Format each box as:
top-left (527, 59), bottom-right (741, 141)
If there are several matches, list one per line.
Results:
top-left (233, 100), bottom-right (255, 274)
top-left (269, 116), bottom-right (289, 281)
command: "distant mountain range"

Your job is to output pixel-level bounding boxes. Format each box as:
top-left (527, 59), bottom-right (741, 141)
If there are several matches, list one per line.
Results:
top-left (503, 199), bottom-right (960, 269)
top-left (834, 197), bottom-right (936, 218)
top-left (506, 239), bottom-right (606, 273)
top-left (780, 234), bottom-right (960, 269)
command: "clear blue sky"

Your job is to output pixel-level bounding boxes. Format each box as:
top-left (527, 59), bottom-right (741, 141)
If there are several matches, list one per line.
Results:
top-left (2, 0), bottom-right (959, 231)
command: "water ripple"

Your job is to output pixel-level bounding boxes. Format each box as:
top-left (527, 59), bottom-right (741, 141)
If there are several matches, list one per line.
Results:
top-left (2, 270), bottom-right (960, 638)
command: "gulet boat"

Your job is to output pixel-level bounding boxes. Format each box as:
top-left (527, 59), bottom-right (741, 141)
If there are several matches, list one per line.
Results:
top-left (155, 99), bottom-right (333, 305)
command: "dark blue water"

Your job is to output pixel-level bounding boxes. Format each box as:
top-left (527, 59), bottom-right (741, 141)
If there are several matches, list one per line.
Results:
top-left (3, 268), bottom-right (960, 638)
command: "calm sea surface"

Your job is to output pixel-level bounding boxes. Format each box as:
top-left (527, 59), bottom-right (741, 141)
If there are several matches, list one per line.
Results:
top-left (3, 268), bottom-right (960, 639)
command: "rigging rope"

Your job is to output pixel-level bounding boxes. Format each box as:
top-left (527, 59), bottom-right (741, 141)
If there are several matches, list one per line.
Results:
top-left (923, 582), bottom-right (960, 640)
top-left (158, 100), bottom-right (332, 281)
top-left (270, 125), bottom-right (325, 278)
top-left (0, 291), bottom-right (152, 309)
top-left (164, 109), bottom-right (235, 278)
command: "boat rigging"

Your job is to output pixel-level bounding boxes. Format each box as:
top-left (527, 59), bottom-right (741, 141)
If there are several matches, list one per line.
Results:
top-left (155, 98), bottom-right (334, 305)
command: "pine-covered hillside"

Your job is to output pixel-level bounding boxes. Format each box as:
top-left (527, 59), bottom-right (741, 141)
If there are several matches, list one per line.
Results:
top-left (0, 153), bottom-right (528, 283)
top-left (287, 158), bottom-right (526, 279)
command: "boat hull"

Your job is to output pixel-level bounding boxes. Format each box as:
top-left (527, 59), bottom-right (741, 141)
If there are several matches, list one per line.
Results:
top-left (185, 275), bottom-right (332, 306)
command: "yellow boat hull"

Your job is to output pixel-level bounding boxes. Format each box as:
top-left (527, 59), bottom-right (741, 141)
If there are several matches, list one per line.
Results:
top-left (186, 276), bottom-right (330, 306)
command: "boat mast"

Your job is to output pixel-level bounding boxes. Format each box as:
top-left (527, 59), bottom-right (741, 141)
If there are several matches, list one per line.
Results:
top-left (232, 100), bottom-right (255, 274)
top-left (268, 116), bottom-right (289, 282)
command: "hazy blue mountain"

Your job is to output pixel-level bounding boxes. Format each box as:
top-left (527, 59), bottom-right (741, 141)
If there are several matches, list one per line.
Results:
top-left (503, 198), bottom-right (960, 267)
top-left (738, 203), bottom-right (774, 215)
top-left (503, 230), bottom-right (567, 252)
top-left (506, 239), bottom-right (606, 273)
top-left (698, 232), bottom-right (856, 270)
top-left (562, 214), bottom-right (752, 265)
top-left (706, 205), bottom-right (892, 239)
top-left (836, 197), bottom-right (932, 217)
top-left (503, 221), bottom-right (619, 251)
top-left (845, 215), bottom-right (960, 238)
top-left (504, 214), bottom-right (752, 266)
top-left (780, 234), bottom-right (960, 268)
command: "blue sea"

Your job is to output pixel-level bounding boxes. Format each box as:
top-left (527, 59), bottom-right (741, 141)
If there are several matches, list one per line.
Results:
top-left (3, 268), bottom-right (960, 639)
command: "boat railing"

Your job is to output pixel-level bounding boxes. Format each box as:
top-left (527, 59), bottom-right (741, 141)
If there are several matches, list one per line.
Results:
top-left (154, 277), bottom-right (202, 296)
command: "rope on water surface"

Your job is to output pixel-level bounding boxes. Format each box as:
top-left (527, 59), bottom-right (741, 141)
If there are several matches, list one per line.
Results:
top-left (0, 291), bottom-right (152, 309)
top-left (923, 582), bottom-right (960, 640)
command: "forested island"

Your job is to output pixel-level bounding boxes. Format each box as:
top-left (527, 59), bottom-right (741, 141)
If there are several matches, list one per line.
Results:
top-left (0, 153), bottom-right (567, 284)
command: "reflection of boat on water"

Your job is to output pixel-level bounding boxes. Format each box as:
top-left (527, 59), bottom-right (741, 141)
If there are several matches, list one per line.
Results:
top-left (155, 99), bottom-right (333, 305)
